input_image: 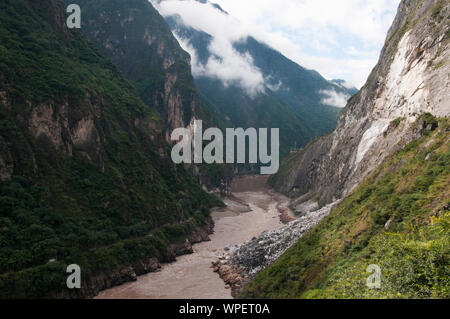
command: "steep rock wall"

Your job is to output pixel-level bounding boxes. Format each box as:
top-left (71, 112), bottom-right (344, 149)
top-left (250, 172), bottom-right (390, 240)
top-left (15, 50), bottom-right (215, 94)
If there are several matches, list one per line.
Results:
top-left (270, 0), bottom-right (449, 205)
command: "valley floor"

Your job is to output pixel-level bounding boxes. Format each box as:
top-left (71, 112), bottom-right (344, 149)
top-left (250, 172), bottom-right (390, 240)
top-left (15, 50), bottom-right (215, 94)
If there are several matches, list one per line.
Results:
top-left (95, 176), bottom-right (288, 299)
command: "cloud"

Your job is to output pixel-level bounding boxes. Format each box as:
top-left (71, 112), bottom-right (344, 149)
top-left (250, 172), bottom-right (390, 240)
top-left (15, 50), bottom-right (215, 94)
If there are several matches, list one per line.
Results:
top-left (332, 79), bottom-right (356, 90)
top-left (210, 0), bottom-right (401, 88)
top-left (320, 89), bottom-right (351, 108)
top-left (153, 0), bottom-right (266, 97)
top-left (266, 79), bottom-right (283, 92)
top-left (175, 34), bottom-right (266, 97)
top-left (152, 0), bottom-right (400, 89)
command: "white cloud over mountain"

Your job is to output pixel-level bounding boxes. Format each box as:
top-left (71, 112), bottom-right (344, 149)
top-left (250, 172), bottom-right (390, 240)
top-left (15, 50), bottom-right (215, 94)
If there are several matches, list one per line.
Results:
top-left (175, 34), bottom-right (266, 97)
top-left (153, 0), bottom-right (267, 97)
top-left (152, 0), bottom-right (400, 91)
top-left (212, 0), bottom-right (401, 88)
top-left (320, 89), bottom-right (351, 108)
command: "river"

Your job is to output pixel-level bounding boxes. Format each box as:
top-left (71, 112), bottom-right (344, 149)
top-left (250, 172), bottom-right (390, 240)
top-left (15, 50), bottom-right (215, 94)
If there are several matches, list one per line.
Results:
top-left (96, 175), bottom-right (291, 299)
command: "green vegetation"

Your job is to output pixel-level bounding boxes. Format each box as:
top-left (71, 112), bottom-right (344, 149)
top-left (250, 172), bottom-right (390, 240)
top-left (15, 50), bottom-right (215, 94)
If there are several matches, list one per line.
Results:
top-left (165, 18), bottom-right (350, 160)
top-left (198, 163), bottom-right (234, 190)
top-left (422, 112), bottom-right (439, 131)
top-left (393, 117), bottom-right (404, 128)
top-left (194, 77), bottom-right (316, 159)
top-left (75, 0), bottom-right (232, 186)
top-left (241, 116), bottom-right (449, 299)
top-left (74, 0), bottom-right (215, 130)
top-left (0, 0), bottom-right (221, 298)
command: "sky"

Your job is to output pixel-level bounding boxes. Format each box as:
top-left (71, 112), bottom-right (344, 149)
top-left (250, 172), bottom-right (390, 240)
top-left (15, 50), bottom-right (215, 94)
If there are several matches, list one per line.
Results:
top-left (152, 0), bottom-right (401, 92)
top-left (211, 0), bottom-right (401, 88)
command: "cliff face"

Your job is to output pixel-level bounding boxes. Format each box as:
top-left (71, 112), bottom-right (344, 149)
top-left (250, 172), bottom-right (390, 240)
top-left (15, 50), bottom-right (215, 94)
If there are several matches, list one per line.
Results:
top-left (270, 0), bottom-right (449, 205)
top-left (0, 0), bottom-right (221, 298)
top-left (73, 0), bottom-right (234, 189)
top-left (74, 0), bottom-right (213, 141)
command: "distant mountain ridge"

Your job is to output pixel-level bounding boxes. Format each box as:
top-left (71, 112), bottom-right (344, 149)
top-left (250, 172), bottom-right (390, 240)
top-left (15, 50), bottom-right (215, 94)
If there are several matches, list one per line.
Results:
top-left (156, 0), bottom-right (357, 158)
top-left (331, 79), bottom-right (359, 96)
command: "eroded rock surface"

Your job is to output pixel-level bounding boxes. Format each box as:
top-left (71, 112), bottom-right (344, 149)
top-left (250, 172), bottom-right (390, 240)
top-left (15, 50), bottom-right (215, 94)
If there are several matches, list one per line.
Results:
top-left (270, 0), bottom-right (450, 206)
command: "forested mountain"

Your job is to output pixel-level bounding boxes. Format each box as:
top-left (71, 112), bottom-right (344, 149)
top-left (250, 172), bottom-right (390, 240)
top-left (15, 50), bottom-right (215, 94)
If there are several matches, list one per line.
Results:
top-left (72, 0), bottom-right (215, 141)
top-left (70, 0), bottom-right (237, 186)
top-left (0, 0), bottom-right (221, 298)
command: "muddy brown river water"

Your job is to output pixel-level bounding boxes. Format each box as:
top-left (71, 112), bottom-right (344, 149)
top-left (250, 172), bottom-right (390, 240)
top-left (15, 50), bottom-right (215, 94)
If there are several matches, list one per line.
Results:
top-left (96, 176), bottom-right (289, 299)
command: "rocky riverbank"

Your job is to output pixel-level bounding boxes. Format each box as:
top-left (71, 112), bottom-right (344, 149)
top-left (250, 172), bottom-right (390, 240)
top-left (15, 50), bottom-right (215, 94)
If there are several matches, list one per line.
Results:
top-left (212, 200), bottom-right (341, 297)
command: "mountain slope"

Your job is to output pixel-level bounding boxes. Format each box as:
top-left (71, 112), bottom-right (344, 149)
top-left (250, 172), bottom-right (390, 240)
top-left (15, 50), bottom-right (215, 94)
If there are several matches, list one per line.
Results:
top-left (270, 0), bottom-right (449, 205)
top-left (157, 1), bottom-right (356, 158)
top-left (240, 0), bottom-right (449, 299)
top-left (232, 36), bottom-right (348, 134)
top-left (242, 116), bottom-right (449, 298)
top-left (70, 0), bottom-right (235, 188)
top-left (0, 0), bottom-right (220, 298)
top-left (72, 0), bottom-right (216, 141)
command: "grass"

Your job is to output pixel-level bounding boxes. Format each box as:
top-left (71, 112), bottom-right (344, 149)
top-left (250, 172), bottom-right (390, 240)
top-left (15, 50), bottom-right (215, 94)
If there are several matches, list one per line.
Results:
top-left (241, 116), bottom-right (449, 299)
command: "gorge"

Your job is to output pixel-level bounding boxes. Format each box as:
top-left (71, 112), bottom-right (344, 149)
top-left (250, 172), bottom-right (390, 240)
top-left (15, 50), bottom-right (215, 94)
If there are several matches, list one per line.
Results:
top-left (0, 0), bottom-right (448, 300)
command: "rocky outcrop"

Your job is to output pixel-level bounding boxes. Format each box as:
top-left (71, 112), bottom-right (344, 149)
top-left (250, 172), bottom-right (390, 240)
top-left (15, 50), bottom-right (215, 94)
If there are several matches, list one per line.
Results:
top-left (213, 201), bottom-right (340, 296)
top-left (270, 0), bottom-right (449, 206)
top-left (27, 99), bottom-right (107, 169)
